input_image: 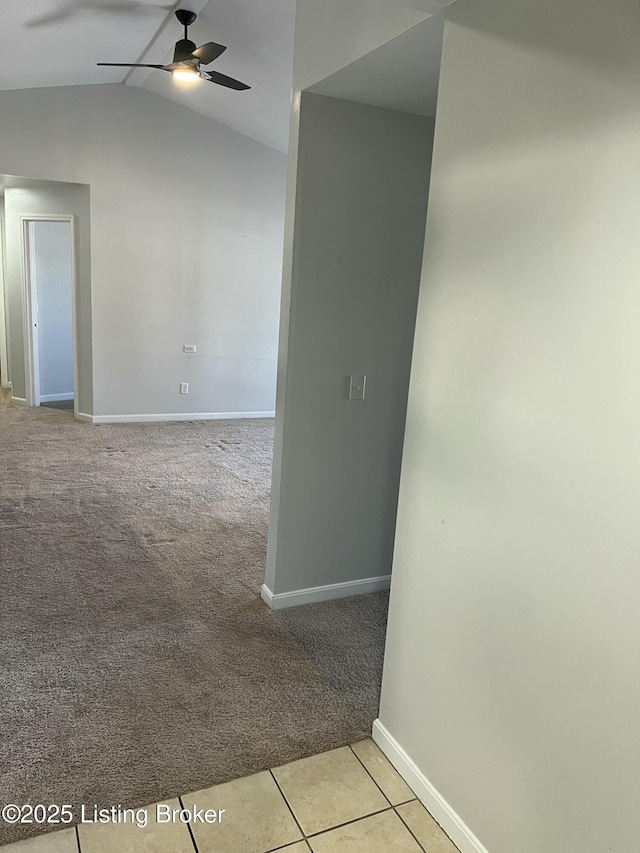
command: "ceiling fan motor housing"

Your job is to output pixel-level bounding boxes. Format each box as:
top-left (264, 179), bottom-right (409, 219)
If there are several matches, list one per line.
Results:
top-left (174, 10), bottom-right (198, 62)
top-left (174, 39), bottom-right (198, 62)
top-left (175, 9), bottom-right (197, 27)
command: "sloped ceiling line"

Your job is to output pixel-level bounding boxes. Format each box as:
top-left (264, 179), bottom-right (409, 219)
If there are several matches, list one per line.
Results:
top-left (407, 0), bottom-right (456, 8)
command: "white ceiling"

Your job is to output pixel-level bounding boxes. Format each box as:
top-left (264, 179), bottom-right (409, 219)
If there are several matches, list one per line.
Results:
top-left (308, 12), bottom-right (444, 119)
top-left (0, 0), bottom-right (171, 89)
top-left (0, 0), bottom-right (295, 152)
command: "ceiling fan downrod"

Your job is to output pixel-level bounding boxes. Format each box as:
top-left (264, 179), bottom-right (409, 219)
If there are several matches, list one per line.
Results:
top-left (174, 9), bottom-right (198, 61)
top-left (175, 8), bottom-right (198, 38)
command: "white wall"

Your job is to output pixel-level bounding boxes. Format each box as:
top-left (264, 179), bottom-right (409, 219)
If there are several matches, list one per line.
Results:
top-left (0, 84), bottom-right (286, 418)
top-left (4, 183), bottom-right (92, 410)
top-left (33, 221), bottom-right (74, 400)
top-left (268, 0), bottom-right (435, 576)
top-left (379, 1), bottom-right (640, 852)
top-left (266, 0), bottom-right (441, 603)
top-left (264, 93), bottom-right (433, 602)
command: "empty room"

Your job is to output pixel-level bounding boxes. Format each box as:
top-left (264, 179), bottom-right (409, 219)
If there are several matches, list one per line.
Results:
top-left (1, 1), bottom-right (409, 851)
top-left (2, 1), bottom-right (639, 853)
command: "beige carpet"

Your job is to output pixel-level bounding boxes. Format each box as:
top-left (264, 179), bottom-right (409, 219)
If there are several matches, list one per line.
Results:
top-left (0, 388), bottom-right (388, 845)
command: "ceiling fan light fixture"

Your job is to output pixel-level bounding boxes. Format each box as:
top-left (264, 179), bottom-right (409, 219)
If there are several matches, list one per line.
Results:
top-left (171, 66), bottom-right (200, 83)
top-left (97, 10), bottom-right (250, 91)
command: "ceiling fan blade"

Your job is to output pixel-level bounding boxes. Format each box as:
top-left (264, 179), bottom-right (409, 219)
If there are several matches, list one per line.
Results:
top-left (97, 62), bottom-right (166, 68)
top-left (191, 42), bottom-right (227, 65)
top-left (205, 70), bottom-right (251, 91)
top-left (27, 1), bottom-right (172, 27)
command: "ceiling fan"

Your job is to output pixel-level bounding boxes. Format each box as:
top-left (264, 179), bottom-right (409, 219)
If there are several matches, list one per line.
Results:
top-left (97, 9), bottom-right (250, 90)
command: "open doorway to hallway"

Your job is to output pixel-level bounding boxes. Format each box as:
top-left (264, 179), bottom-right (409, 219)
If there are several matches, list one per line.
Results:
top-left (265, 14), bottom-right (445, 616)
top-left (24, 218), bottom-right (76, 411)
top-left (0, 174), bottom-right (92, 418)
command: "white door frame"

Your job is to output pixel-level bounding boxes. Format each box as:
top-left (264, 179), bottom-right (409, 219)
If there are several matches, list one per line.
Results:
top-left (0, 221), bottom-right (10, 389)
top-left (21, 215), bottom-right (78, 412)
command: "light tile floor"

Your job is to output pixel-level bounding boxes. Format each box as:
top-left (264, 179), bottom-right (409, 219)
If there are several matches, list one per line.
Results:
top-left (2, 740), bottom-right (460, 853)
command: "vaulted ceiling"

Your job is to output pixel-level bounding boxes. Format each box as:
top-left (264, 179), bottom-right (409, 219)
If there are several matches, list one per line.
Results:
top-left (0, 0), bottom-right (454, 153)
top-left (309, 13), bottom-right (444, 119)
top-left (0, 0), bottom-right (296, 152)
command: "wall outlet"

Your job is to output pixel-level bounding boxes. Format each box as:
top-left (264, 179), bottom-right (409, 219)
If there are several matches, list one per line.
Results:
top-left (348, 375), bottom-right (366, 401)
top-left (180, 382), bottom-right (189, 395)
top-left (183, 345), bottom-right (197, 353)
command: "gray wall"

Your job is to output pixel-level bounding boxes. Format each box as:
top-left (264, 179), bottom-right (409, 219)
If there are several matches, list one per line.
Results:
top-left (0, 84), bottom-right (286, 418)
top-left (0, 200), bottom-right (9, 387)
top-left (33, 221), bottom-right (74, 400)
top-left (265, 93), bottom-right (433, 596)
top-left (379, 0), bottom-right (640, 851)
top-left (267, 0), bottom-right (437, 600)
top-left (4, 184), bottom-right (92, 412)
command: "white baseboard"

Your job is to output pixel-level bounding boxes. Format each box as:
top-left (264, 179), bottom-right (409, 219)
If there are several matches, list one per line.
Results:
top-left (372, 720), bottom-right (490, 853)
top-left (88, 411), bottom-right (275, 424)
top-left (1, 380), bottom-right (11, 390)
top-left (11, 396), bottom-right (26, 406)
top-left (39, 392), bottom-right (74, 402)
top-left (261, 575), bottom-right (391, 610)
top-left (74, 412), bottom-right (93, 423)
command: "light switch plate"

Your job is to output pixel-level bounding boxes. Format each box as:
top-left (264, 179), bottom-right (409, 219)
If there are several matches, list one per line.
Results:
top-left (348, 375), bottom-right (366, 401)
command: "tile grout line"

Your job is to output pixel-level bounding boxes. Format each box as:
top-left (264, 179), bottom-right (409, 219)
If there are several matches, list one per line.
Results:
top-left (269, 763), bottom-right (398, 849)
top-left (271, 744), bottom-right (406, 843)
top-left (350, 741), bottom-right (460, 853)
top-left (74, 824), bottom-right (81, 852)
top-left (304, 806), bottom-right (395, 839)
top-left (394, 806), bottom-right (430, 853)
top-left (269, 769), bottom-right (308, 842)
top-left (348, 743), bottom-right (416, 809)
top-left (270, 840), bottom-right (312, 852)
top-left (348, 743), bottom-right (428, 853)
top-left (178, 795), bottom-right (200, 853)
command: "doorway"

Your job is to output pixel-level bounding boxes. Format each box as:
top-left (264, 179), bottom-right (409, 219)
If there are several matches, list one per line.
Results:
top-left (265, 13), bottom-right (444, 606)
top-left (23, 217), bottom-right (76, 412)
